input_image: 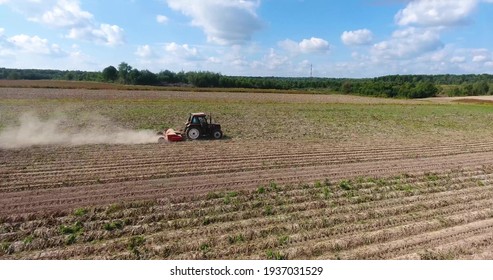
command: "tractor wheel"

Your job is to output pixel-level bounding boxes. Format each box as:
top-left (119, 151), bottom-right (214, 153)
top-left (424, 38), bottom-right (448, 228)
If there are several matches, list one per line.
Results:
top-left (158, 137), bottom-right (166, 143)
top-left (213, 130), bottom-right (223, 139)
top-left (187, 128), bottom-right (200, 140)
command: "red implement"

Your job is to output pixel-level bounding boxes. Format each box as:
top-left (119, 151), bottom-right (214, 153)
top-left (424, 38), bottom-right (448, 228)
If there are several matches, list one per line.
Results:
top-left (165, 128), bottom-right (184, 142)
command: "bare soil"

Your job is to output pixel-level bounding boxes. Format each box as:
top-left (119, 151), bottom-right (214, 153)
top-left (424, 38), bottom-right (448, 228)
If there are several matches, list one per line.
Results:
top-left (2, 87), bottom-right (493, 260)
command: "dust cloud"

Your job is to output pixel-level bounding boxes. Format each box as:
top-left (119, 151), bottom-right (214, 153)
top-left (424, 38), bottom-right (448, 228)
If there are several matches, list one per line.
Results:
top-left (0, 113), bottom-right (158, 149)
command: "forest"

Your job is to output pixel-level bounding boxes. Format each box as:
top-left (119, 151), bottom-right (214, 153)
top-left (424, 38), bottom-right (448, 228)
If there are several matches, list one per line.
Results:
top-left (1, 63), bottom-right (492, 98)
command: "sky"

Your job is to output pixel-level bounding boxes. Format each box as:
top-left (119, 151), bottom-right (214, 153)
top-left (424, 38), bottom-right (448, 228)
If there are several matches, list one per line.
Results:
top-left (0, 0), bottom-right (493, 78)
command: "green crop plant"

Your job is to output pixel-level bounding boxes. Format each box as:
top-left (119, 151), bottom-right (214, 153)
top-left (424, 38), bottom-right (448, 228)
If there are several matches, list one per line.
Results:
top-left (266, 249), bottom-right (286, 260)
top-left (339, 180), bottom-right (352, 190)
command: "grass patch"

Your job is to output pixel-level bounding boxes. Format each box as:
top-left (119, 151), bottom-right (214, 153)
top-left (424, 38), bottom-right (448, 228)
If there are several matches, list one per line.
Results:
top-left (128, 236), bottom-right (146, 258)
top-left (323, 186), bottom-right (332, 199)
top-left (60, 221), bottom-right (84, 235)
top-left (228, 234), bottom-right (245, 244)
top-left (266, 249), bottom-right (287, 260)
top-left (257, 186), bottom-right (266, 194)
top-left (73, 208), bottom-right (88, 217)
top-left (339, 180), bottom-right (352, 191)
top-left (103, 220), bottom-right (124, 231)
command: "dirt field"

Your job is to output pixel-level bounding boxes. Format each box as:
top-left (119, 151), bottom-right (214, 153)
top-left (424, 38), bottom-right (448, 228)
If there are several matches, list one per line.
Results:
top-left (1, 87), bottom-right (493, 259)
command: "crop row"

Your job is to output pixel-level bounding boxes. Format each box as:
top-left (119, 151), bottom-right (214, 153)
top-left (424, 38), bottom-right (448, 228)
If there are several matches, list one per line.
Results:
top-left (1, 166), bottom-right (492, 259)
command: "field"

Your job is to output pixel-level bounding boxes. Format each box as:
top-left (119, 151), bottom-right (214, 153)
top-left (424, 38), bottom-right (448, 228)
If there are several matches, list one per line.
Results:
top-left (2, 85), bottom-right (493, 259)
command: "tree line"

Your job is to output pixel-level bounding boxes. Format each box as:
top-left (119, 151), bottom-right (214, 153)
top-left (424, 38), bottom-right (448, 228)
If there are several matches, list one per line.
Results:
top-left (1, 63), bottom-right (492, 98)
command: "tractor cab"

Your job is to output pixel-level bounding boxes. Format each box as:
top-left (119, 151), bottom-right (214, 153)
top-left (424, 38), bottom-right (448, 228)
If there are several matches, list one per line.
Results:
top-left (185, 113), bottom-right (223, 140)
top-left (188, 113), bottom-right (208, 126)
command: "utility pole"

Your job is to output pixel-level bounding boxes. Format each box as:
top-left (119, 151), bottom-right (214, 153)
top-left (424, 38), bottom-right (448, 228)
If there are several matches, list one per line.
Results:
top-left (310, 64), bottom-right (313, 78)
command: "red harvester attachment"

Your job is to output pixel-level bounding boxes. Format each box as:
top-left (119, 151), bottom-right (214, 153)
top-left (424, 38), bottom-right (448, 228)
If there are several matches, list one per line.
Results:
top-left (158, 128), bottom-right (184, 143)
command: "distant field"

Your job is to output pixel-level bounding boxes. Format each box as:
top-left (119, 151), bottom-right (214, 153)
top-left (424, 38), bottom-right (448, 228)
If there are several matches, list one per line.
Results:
top-left (1, 85), bottom-right (493, 260)
top-left (0, 79), bottom-right (323, 94)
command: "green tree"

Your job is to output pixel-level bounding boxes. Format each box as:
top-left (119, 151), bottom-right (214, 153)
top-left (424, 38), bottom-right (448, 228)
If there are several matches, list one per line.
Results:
top-left (472, 81), bottom-right (489, 96)
top-left (118, 62), bottom-right (132, 84)
top-left (137, 70), bottom-right (158, 85)
top-left (102, 66), bottom-right (118, 82)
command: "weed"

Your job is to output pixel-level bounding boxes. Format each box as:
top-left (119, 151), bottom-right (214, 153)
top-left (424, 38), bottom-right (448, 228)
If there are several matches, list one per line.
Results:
top-left (223, 191), bottom-right (239, 204)
top-left (419, 249), bottom-right (454, 260)
top-left (403, 184), bottom-right (414, 193)
top-left (324, 178), bottom-right (332, 187)
top-left (1, 242), bottom-right (11, 254)
top-left (263, 205), bottom-right (274, 216)
top-left (314, 181), bottom-right (323, 188)
top-left (199, 243), bottom-right (211, 252)
top-left (23, 236), bottom-right (34, 245)
top-left (252, 201), bottom-right (263, 208)
top-left (203, 217), bottom-right (213, 225)
top-left (103, 220), bottom-right (124, 231)
top-left (339, 180), bottom-right (352, 190)
top-left (227, 191), bottom-right (238, 197)
top-left (207, 191), bottom-right (223, 200)
top-left (345, 190), bottom-right (356, 198)
top-left (73, 208), bottom-right (88, 217)
top-left (228, 234), bottom-right (245, 244)
top-left (60, 221), bottom-right (83, 245)
top-left (105, 203), bottom-right (123, 215)
top-left (66, 234), bottom-right (77, 245)
top-left (129, 236), bottom-right (145, 249)
top-left (425, 172), bottom-right (439, 181)
top-left (278, 235), bottom-right (290, 246)
top-left (60, 221), bottom-right (84, 235)
top-left (128, 236), bottom-right (146, 258)
top-left (266, 249), bottom-right (287, 260)
top-left (257, 186), bottom-right (266, 194)
top-left (323, 186), bottom-right (332, 199)
top-left (375, 178), bottom-right (386, 187)
top-left (356, 176), bottom-right (366, 184)
top-left (223, 195), bottom-right (231, 205)
top-left (269, 181), bottom-right (279, 192)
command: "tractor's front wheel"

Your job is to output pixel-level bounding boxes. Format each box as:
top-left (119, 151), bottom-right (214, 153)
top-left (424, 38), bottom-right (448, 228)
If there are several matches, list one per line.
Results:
top-left (213, 130), bottom-right (223, 139)
top-left (187, 128), bottom-right (200, 140)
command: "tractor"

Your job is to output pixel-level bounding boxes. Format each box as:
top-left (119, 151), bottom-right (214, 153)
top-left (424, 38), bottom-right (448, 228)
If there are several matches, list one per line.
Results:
top-left (185, 112), bottom-right (223, 140)
top-left (158, 113), bottom-right (223, 142)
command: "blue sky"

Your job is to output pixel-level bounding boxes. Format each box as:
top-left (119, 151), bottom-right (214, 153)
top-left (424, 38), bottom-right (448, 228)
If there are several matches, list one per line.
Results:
top-left (0, 0), bottom-right (492, 77)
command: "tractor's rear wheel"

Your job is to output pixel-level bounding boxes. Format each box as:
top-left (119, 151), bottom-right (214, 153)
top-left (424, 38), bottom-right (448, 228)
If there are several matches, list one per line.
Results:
top-left (187, 128), bottom-right (200, 140)
top-left (158, 137), bottom-right (166, 143)
top-left (213, 130), bottom-right (223, 139)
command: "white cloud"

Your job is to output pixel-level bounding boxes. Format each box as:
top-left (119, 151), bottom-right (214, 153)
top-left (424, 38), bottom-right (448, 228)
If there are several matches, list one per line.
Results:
top-left (279, 37), bottom-right (329, 54)
top-left (450, 56), bottom-right (466, 63)
top-left (473, 55), bottom-right (488, 62)
top-left (395, 0), bottom-right (478, 27)
top-left (164, 42), bottom-right (199, 57)
top-left (135, 45), bottom-right (155, 58)
top-left (341, 29), bottom-right (374, 46)
top-left (67, 24), bottom-right (124, 46)
top-left (263, 48), bottom-right (289, 70)
top-left (30, 0), bottom-right (93, 28)
top-left (166, 0), bottom-right (263, 45)
top-left (299, 38), bottom-right (330, 53)
top-left (1, 0), bottom-right (124, 46)
top-left (7, 34), bottom-right (66, 56)
top-left (156, 15), bottom-right (169, 24)
top-left (372, 27), bottom-right (443, 59)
